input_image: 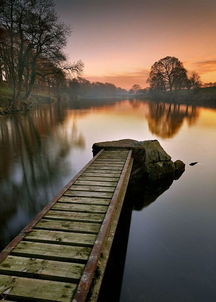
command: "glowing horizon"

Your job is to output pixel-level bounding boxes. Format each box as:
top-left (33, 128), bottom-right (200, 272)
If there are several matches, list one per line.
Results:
top-left (55, 0), bottom-right (216, 89)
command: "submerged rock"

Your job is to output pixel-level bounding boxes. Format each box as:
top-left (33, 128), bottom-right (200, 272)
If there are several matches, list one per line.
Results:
top-left (174, 160), bottom-right (186, 179)
top-left (189, 162), bottom-right (198, 166)
top-left (93, 139), bottom-right (185, 183)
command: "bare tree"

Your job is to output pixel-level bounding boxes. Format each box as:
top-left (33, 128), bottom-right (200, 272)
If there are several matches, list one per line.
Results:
top-left (147, 56), bottom-right (188, 91)
top-left (188, 72), bottom-right (201, 89)
top-left (130, 84), bottom-right (141, 94)
top-left (0, 0), bottom-right (82, 109)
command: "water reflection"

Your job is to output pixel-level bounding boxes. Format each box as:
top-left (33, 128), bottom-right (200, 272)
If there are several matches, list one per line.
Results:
top-left (0, 98), bottom-right (215, 301)
top-left (128, 179), bottom-right (174, 211)
top-left (0, 104), bottom-right (85, 249)
top-left (99, 176), bottom-right (179, 302)
top-left (146, 102), bottom-right (199, 138)
top-left (0, 98), bottom-right (211, 251)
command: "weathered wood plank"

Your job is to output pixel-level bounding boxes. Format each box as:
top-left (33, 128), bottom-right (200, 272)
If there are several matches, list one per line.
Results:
top-left (74, 180), bottom-right (117, 187)
top-left (35, 219), bottom-right (101, 234)
top-left (59, 196), bottom-right (110, 205)
top-left (94, 159), bottom-right (125, 167)
top-left (66, 190), bottom-right (113, 199)
top-left (77, 176), bottom-right (119, 182)
top-left (98, 153), bottom-right (128, 158)
top-left (82, 172), bottom-right (121, 178)
top-left (101, 150), bottom-right (128, 154)
top-left (93, 160), bottom-right (124, 165)
top-left (98, 153), bottom-right (127, 156)
top-left (0, 275), bottom-right (76, 302)
top-left (12, 241), bottom-right (91, 262)
top-left (94, 163), bottom-right (125, 166)
top-left (45, 210), bottom-right (104, 223)
top-left (96, 157), bottom-right (126, 160)
top-left (0, 255), bottom-right (84, 282)
top-left (98, 154), bottom-right (127, 158)
top-left (70, 185), bottom-right (115, 193)
top-left (88, 168), bottom-right (122, 173)
top-left (91, 165), bottom-right (123, 170)
top-left (86, 165), bottom-right (122, 173)
top-left (24, 229), bottom-right (96, 246)
top-left (53, 203), bottom-right (108, 214)
top-left (95, 159), bottom-right (125, 163)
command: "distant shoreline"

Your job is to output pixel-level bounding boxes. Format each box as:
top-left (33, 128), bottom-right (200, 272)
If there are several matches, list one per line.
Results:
top-left (136, 87), bottom-right (216, 109)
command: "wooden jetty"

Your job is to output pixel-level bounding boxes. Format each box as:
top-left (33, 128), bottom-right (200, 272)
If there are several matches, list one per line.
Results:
top-left (0, 149), bottom-right (133, 302)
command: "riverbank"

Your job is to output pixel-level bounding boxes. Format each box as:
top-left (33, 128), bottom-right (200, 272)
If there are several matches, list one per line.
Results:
top-left (0, 84), bottom-right (55, 115)
top-left (138, 87), bottom-right (216, 109)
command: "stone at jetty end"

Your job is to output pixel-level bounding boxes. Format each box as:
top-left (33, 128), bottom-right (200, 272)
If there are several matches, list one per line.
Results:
top-left (93, 139), bottom-right (185, 182)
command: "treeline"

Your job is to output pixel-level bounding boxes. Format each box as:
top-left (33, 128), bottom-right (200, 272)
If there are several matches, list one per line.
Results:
top-left (129, 56), bottom-right (216, 106)
top-left (66, 77), bottom-right (127, 98)
top-left (0, 0), bottom-right (82, 110)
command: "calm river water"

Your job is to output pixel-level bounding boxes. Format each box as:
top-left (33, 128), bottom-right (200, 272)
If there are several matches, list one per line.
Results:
top-left (0, 99), bottom-right (216, 301)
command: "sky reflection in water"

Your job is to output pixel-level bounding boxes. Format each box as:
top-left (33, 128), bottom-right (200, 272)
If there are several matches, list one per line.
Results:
top-left (0, 99), bottom-right (216, 301)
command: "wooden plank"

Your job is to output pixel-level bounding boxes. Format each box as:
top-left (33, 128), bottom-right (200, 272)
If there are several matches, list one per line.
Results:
top-left (35, 219), bottom-right (101, 234)
top-left (12, 241), bottom-right (91, 262)
top-left (91, 164), bottom-right (124, 169)
top-left (98, 154), bottom-right (127, 158)
top-left (70, 185), bottom-right (115, 193)
top-left (82, 172), bottom-right (121, 178)
top-left (66, 190), bottom-right (113, 199)
top-left (0, 255), bottom-right (84, 282)
top-left (100, 151), bottom-right (128, 155)
top-left (91, 162), bottom-right (123, 166)
top-left (96, 160), bottom-right (124, 163)
top-left (86, 166), bottom-right (122, 171)
top-left (100, 150), bottom-right (128, 153)
top-left (93, 161), bottom-right (124, 165)
top-left (98, 153), bottom-right (128, 157)
top-left (88, 166), bottom-right (122, 171)
top-left (95, 159), bottom-right (125, 163)
top-left (24, 229), bottom-right (96, 246)
top-left (85, 167), bottom-right (122, 172)
top-left (77, 176), bottom-right (119, 182)
top-left (0, 275), bottom-right (76, 302)
top-left (53, 203), bottom-right (108, 214)
top-left (58, 196), bottom-right (110, 206)
top-left (45, 210), bottom-right (104, 223)
top-left (74, 180), bottom-right (117, 187)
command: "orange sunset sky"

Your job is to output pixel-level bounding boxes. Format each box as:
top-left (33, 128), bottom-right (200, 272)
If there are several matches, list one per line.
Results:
top-left (55, 0), bottom-right (216, 89)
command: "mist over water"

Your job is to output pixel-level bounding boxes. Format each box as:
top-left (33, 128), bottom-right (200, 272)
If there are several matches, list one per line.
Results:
top-left (0, 98), bottom-right (216, 301)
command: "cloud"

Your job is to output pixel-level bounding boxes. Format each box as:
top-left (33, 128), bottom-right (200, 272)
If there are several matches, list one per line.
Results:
top-left (86, 69), bottom-right (150, 89)
top-left (192, 60), bottom-right (216, 74)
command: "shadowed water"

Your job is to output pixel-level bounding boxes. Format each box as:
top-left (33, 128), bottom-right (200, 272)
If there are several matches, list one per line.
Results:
top-left (0, 98), bottom-right (216, 301)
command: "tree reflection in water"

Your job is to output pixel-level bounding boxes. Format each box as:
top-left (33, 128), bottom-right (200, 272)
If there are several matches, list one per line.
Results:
top-left (0, 103), bottom-right (85, 250)
top-left (147, 102), bottom-right (199, 138)
top-left (0, 99), bottom-right (201, 251)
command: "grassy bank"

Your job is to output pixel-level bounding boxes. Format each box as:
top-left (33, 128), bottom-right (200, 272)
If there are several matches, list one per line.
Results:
top-left (0, 84), bottom-right (55, 114)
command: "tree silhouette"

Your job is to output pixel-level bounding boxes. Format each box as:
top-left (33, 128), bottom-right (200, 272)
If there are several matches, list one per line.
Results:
top-left (130, 84), bottom-right (142, 94)
top-left (147, 56), bottom-right (188, 91)
top-left (188, 72), bottom-right (201, 89)
top-left (0, 0), bottom-right (83, 109)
